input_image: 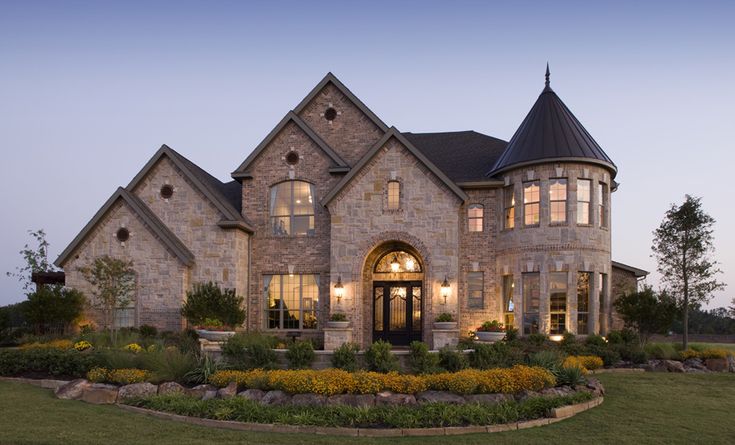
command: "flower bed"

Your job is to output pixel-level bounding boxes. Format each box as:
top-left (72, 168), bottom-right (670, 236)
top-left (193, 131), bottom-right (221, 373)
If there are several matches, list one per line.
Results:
top-left (209, 365), bottom-right (555, 396)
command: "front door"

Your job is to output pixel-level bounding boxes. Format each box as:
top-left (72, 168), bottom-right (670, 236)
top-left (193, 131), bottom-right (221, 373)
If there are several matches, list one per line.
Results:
top-left (373, 281), bottom-right (422, 345)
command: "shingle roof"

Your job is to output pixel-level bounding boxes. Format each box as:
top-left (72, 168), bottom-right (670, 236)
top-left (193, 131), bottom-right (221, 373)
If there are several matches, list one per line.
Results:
top-left (402, 131), bottom-right (508, 183)
top-left (488, 69), bottom-right (617, 178)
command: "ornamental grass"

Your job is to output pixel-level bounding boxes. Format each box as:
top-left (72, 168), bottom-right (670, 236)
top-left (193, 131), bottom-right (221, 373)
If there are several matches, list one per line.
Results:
top-left (209, 365), bottom-right (555, 396)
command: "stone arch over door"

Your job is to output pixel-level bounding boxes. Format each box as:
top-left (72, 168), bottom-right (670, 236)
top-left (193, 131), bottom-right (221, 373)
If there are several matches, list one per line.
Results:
top-left (354, 232), bottom-right (432, 347)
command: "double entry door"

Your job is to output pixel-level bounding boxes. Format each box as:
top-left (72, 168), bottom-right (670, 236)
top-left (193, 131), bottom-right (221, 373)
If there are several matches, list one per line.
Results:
top-left (372, 281), bottom-right (422, 346)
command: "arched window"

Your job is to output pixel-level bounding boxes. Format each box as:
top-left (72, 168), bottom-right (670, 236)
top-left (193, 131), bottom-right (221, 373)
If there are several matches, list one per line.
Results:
top-left (270, 181), bottom-right (316, 236)
top-left (374, 251), bottom-right (422, 273)
top-left (468, 204), bottom-right (484, 232)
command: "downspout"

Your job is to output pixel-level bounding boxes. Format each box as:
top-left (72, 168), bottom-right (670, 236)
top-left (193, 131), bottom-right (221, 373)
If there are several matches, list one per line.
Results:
top-left (247, 233), bottom-right (252, 333)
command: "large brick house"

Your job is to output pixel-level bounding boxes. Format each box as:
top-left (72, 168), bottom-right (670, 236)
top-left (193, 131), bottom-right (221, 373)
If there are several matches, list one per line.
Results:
top-left (55, 70), bottom-right (647, 348)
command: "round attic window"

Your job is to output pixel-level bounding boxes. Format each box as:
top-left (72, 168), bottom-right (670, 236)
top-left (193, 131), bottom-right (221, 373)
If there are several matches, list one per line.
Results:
top-left (160, 184), bottom-right (174, 199)
top-left (116, 228), bottom-right (130, 242)
top-left (324, 107), bottom-right (337, 121)
top-left (286, 151), bottom-right (300, 165)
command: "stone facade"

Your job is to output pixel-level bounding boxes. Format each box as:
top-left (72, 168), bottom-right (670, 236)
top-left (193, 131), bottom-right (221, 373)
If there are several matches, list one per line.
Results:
top-left (57, 72), bottom-right (645, 345)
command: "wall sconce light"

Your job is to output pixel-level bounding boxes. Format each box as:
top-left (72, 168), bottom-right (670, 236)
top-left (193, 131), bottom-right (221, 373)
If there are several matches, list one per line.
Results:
top-left (440, 276), bottom-right (451, 304)
top-left (334, 275), bottom-right (344, 303)
top-left (390, 255), bottom-right (400, 273)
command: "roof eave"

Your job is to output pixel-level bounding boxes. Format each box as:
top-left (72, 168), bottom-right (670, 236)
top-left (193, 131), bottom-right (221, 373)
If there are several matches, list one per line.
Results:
top-left (488, 157), bottom-right (618, 179)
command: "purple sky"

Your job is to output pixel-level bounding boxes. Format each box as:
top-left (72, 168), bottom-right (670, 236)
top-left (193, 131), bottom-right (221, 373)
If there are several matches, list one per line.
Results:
top-left (1, 1), bottom-right (732, 309)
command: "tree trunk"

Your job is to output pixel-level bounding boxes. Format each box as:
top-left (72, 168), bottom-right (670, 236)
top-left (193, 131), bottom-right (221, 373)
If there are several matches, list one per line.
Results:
top-left (682, 296), bottom-right (688, 350)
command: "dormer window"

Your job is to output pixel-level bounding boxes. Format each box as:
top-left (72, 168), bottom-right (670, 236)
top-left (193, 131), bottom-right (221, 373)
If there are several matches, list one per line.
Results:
top-left (387, 181), bottom-right (400, 210)
top-left (270, 180), bottom-right (316, 236)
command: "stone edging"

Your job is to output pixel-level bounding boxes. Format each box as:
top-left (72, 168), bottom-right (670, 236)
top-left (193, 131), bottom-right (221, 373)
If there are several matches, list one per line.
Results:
top-left (115, 397), bottom-right (603, 437)
top-left (589, 368), bottom-right (645, 374)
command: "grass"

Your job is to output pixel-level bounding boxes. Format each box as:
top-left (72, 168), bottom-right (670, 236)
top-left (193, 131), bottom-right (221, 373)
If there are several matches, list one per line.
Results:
top-left (1, 373), bottom-right (734, 444)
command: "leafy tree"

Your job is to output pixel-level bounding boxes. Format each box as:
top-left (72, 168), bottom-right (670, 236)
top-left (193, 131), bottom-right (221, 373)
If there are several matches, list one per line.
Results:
top-left (23, 285), bottom-right (85, 335)
top-left (78, 256), bottom-right (136, 342)
top-left (181, 282), bottom-right (246, 328)
top-left (652, 195), bottom-right (726, 349)
top-left (6, 229), bottom-right (56, 291)
top-left (730, 297), bottom-right (735, 318)
top-left (613, 286), bottom-right (678, 344)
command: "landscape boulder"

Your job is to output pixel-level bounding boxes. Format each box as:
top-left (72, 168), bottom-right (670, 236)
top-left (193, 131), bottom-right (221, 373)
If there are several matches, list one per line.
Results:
top-left (260, 390), bottom-right (291, 406)
top-left (375, 391), bottom-right (416, 406)
top-left (54, 379), bottom-right (90, 400)
top-left (291, 393), bottom-right (326, 406)
top-left (705, 358), bottom-right (728, 372)
top-left (158, 382), bottom-right (185, 395)
top-left (238, 389), bottom-right (266, 402)
top-left (118, 382), bottom-right (158, 400)
top-left (217, 382), bottom-right (238, 399)
top-left (585, 378), bottom-right (605, 396)
top-left (186, 384), bottom-right (217, 399)
top-left (416, 391), bottom-right (466, 404)
top-left (81, 383), bottom-right (119, 405)
top-left (664, 360), bottom-right (685, 373)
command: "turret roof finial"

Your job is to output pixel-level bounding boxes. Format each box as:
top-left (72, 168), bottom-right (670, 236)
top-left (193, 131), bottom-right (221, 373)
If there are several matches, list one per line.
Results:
top-left (545, 62), bottom-right (550, 87)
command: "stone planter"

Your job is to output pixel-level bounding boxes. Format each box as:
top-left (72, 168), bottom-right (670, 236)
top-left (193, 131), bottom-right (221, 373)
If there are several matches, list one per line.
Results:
top-left (327, 321), bottom-right (350, 329)
top-left (195, 329), bottom-right (236, 342)
top-left (476, 331), bottom-right (505, 342)
top-left (433, 321), bottom-right (458, 330)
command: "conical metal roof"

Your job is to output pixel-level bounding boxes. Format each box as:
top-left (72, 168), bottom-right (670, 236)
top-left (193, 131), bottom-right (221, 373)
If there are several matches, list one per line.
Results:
top-left (488, 66), bottom-right (616, 177)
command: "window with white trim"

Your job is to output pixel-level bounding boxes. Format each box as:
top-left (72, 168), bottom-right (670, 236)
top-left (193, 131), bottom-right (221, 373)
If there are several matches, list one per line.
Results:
top-left (523, 181), bottom-right (540, 226)
top-left (468, 204), bottom-right (484, 232)
top-left (549, 178), bottom-right (567, 224)
top-left (577, 179), bottom-right (591, 225)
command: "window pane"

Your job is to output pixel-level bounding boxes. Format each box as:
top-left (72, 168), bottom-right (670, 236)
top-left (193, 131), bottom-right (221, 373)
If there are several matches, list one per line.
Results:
top-left (389, 286), bottom-right (407, 330)
top-left (502, 275), bottom-right (514, 312)
top-left (271, 182), bottom-right (291, 216)
top-left (577, 202), bottom-right (590, 225)
top-left (523, 181), bottom-right (540, 204)
top-left (524, 203), bottom-right (540, 225)
top-left (599, 183), bottom-right (608, 228)
top-left (577, 272), bottom-right (591, 313)
top-left (549, 179), bottom-right (567, 201)
top-left (550, 202), bottom-right (566, 223)
top-left (374, 287), bottom-right (384, 331)
top-left (412, 287), bottom-right (421, 331)
top-left (292, 181), bottom-right (314, 215)
top-left (504, 186), bottom-right (515, 229)
top-left (523, 272), bottom-right (540, 333)
top-left (375, 250), bottom-right (422, 273)
top-left (292, 215), bottom-right (314, 236)
top-left (271, 216), bottom-right (290, 236)
top-left (549, 272), bottom-right (567, 335)
top-left (387, 181), bottom-right (400, 209)
top-left (468, 271), bottom-right (483, 308)
top-left (577, 179), bottom-right (591, 202)
top-left (265, 274), bottom-right (319, 330)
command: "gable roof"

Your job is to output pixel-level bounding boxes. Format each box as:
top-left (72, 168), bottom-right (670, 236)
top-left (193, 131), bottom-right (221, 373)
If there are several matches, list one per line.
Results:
top-left (231, 111), bottom-right (349, 179)
top-left (321, 127), bottom-right (469, 206)
top-left (55, 187), bottom-right (195, 267)
top-left (128, 145), bottom-right (253, 232)
top-left (488, 69), bottom-right (617, 178)
top-left (293, 72), bottom-right (389, 133)
top-left (612, 260), bottom-right (649, 278)
top-left (403, 131), bottom-right (508, 183)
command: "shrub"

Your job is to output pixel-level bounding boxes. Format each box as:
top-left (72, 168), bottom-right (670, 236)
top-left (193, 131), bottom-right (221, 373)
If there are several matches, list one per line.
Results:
top-left (138, 347), bottom-right (197, 383)
top-left (222, 333), bottom-right (279, 370)
top-left (607, 329), bottom-right (639, 345)
top-left (329, 313), bottom-right (347, 322)
top-left (699, 348), bottom-right (732, 359)
top-left (504, 327), bottom-right (519, 342)
top-left (20, 339), bottom-right (74, 350)
top-left (181, 282), bottom-right (246, 327)
top-left (23, 285), bottom-right (85, 336)
top-left (528, 350), bottom-right (564, 373)
top-left (408, 341), bottom-right (440, 374)
top-left (559, 333), bottom-right (585, 356)
top-left (124, 343), bottom-right (143, 353)
top-left (644, 343), bottom-right (680, 360)
top-left (0, 348), bottom-right (101, 378)
top-left (614, 344), bottom-right (648, 364)
top-left (477, 320), bottom-right (504, 332)
top-left (555, 366), bottom-right (585, 386)
top-left (563, 355), bottom-right (603, 373)
top-left (139, 325), bottom-right (158, 338)
top-left (87, 367), bottom-right (109, 383)
top-left (435, 313), bottom-right (454, 322)
top-left (365, 340), bottom-right (399, 373)
top-left (679, 348), bottom-right (700, 360)
top-left (527, 333), bottom-right (548, 347)
top-left (331, 342), bottom-right (360, 372)
top-left (585, 334), bottom-right (607, 348)
top-left (185, 354), bottom-right (223, 385)
top-left (286, 341), bottom-right (315, 369)
top-left (438, 346), bottom-right (468, 372)
top-left (470, 342), bottom-right (523, 369)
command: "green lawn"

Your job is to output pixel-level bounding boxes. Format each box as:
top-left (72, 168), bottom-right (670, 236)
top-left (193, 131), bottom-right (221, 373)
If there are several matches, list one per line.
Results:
top-left (1, 373), bottom-right (734, 444)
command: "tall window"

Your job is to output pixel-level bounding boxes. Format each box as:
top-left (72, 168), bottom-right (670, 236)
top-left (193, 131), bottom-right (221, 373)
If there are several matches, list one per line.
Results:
top-left (549, 178), bottom-right (567, 224)
top-left (114, 306), bottom-right (135, 328)
top-left (599, 273), bottom-right (608, 334)
top-left (577, 272), bottom-right (593, 334)
top-left (468, 204), bottom-right (484, 232)
top-left (387, 181), bottom-right (400, 210)
top-left (502, 275), bottom-right (515, 328)
top-left (599, 182), bottom-right (609, 228)
top-left (523, 181), bottom-right (540, 226)
top-left (467, 271), bottom-right (484, 309)
top-left (522, 273), bottom-right (540, 334)
top-left (270, 181), bottom-right (315, 236)
top-left (577, 179), bottom-right (591, 225)
top-left (503, 185), bottom-right (515, 229)
top-left (265, 274), bottom-right (319, 330)
top-left (549, 272), bottom-right (567, 335)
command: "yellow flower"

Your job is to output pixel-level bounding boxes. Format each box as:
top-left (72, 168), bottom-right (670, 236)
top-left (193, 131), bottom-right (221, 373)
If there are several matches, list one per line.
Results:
top-left (74, 340), bottom-right (93, 351)
top-left (123, 343), bottom-right (143, 353)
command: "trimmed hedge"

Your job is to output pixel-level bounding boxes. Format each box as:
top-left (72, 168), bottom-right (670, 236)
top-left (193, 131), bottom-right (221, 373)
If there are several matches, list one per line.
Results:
top-left (123, 391), bottom-right (593, 428)
top-left (0, 348), bottom-right (101, 378)
top-left (209, 365), bottom-right (555, 396)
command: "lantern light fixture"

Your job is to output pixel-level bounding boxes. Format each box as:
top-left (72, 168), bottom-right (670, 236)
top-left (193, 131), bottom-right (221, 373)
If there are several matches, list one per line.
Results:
top-left (334, 275), bottom-right (345, 303)
top-left (390, 255), bottom-right (400, 273)
top-left (440, 276), bottom-right (451, 304)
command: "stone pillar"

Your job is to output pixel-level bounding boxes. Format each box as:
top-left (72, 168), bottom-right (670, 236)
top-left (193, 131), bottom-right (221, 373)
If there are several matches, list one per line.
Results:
top-left (432, 329), bottom-right (459, 349)
top-left (324, 327), bottom-right (353, 351)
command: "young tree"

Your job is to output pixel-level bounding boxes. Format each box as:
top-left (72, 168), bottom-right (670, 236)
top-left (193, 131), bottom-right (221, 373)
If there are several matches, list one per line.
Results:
top-left (6, 229), bottom-right (56, 291)
top-left (78, 256), bottom-right (136, 342)
top-left (613, 286), bottom-right (678, 344)
top-left (652, 195), bottom-right (725, 349)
